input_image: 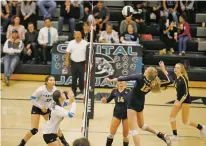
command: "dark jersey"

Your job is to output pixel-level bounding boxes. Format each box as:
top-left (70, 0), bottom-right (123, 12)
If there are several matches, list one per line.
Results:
top-left (174, 75), bottom-right (191, 103)
top-left (118, 73), bottom-right (173, 112)
top-left (107, 88), bottom-right (131, 119)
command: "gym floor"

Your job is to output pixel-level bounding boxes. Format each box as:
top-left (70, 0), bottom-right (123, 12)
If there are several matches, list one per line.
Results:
top-left (1, 81), bottom-right (206, 146)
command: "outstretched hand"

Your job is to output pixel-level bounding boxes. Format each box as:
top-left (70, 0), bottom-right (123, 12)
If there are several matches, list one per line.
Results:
top-left (159, 60), bottom-right (166, 71)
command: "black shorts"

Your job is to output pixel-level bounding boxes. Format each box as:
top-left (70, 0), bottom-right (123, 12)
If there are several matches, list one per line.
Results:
top-left (177, 98), bottom-right (191, 104)
top-left (127, 102), bottom-right (144, 113)
top-left (31, 106), bottom-right (50, 115)
top-left (43, 134), bottom-right (57, 144)
top-left (113, 112), bottom-right (127, 120)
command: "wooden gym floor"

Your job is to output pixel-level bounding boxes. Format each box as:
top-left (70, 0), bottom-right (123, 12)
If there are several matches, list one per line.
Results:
top-left (1, 81), bottom-right (206, 146)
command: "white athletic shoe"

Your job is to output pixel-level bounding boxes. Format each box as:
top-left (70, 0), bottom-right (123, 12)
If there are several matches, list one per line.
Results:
top-left (200, 125), bottom-right (206, 138)
top-left (170, 135), bottom-right (179, 141)
top-left (164, 134), bottom-right (172, 146)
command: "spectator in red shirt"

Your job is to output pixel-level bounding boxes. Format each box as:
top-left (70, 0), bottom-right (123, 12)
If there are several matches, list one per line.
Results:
top-left (178, 14), bottom-right (191, 56)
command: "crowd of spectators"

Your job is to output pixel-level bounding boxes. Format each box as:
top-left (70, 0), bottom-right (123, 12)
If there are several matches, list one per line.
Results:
top-left (1, 0), bottom-right (202, 86)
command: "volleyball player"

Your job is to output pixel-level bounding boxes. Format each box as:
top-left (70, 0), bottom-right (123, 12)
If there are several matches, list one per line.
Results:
top-left (101, 81), bottom-right (131, 146)
top-left (106, 61), bottom-right (173, 146)
top-left (165, 62), bottom-right (206, 140)
top-left (43, 90), bottom-right (76, 146)
top-left (18, 75), bottom-right (70, 146)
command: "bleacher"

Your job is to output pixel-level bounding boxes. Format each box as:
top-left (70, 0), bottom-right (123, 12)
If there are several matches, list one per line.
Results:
top-left (1, 1), bottom-right (206, 82)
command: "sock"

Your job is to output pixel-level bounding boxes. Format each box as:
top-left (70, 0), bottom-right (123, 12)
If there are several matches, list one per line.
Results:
top-left (173, 130), bottom-right (177, 136)
top-left (106, 137), bottom-right (113, 146)
top-left (123, 141), bottom-right (129, 146)
top-left (197, 124), bottom-right (203, 130)
top-left (18, 139), bottom-right (26, 146)
top-left (157, 132), bottom-right (164, 139)
top-left (59, 135), bottom-right (69, 146)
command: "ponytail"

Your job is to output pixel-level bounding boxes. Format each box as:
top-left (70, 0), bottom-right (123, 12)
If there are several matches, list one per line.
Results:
top-left (150, 76), bottom-right (161, 93)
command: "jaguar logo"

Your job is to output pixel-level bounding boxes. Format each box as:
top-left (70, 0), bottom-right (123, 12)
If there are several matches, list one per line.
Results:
top-left (95, 54), bottom-right (115, 78)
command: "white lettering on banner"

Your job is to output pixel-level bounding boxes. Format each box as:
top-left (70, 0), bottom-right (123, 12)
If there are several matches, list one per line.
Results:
top-left (87, 98), bottom-right (91, 113)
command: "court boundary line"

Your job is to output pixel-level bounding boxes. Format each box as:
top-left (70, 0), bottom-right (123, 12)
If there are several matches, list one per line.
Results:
top-left (1, 127), bottom-right (205, 139)
top-left (1, 98), bottom-right (205, 109)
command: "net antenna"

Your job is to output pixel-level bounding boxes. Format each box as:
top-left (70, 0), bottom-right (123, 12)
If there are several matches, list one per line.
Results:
top-left (82, 4), bottom-right (95, 139)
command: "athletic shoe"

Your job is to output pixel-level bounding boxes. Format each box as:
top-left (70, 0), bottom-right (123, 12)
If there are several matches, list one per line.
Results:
top-left (163, 134), bottom-right (172, 146)
top-left (200, 125), bottom-right (206, 137)
top-left (181, 51), bottom-right (185, 56)
top-left (170, 135), bottom-right (179, 141)
top-left (4, 77), bottom-right (10, 86)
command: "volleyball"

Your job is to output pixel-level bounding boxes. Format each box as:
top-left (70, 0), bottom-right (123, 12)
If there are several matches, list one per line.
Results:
top-left (122, 5), bottom-right (136, 17)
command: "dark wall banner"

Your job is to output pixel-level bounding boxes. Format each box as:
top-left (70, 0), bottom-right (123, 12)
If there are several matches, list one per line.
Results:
top-left (51, 42), bottom-right (143, 88)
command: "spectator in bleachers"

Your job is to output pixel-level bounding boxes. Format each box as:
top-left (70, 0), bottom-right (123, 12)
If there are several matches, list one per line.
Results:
top-left (73, 138), bottom-right (91, 146)
top-left (20, 0), bottom-right (36, 29)
top-left (37, 0), bottom-right (56, 19)
top-left (81, 22), bottom-right (97, 42)
top-left (58, 0), bottom-right (81, 35)
top-left (8, 0), bottom-right (21, 16)
top-left (159, 16), bottom-right (177, 55)
top-left (71, 0), bottom-right (84, 20)
top-left (120, 15), bottom-right (137, 35)
top-left (1, 0), bottom-right (10, 32)
top-left (120, 24), bottom-right (139, 44)
top-left (180, 0), bottom-right (195, 23)
top-left (22, 22), bottom-right (39, 64)
top-left (178, 14), bottom-right (191, 56)
top-left (82, 1), bottom-right (92, 22)
top-left (3, 29), bottom-right (24, 86)
top-left (145, 1), bottom-right (162, 25)
top-left (99, 23), bottom-right (119, 43)
top-left (93, 1), bottom-right (110, 31)
top-left (163, 0), bottom-right (179, 25)
top-left (132, 1), bottom-right (147, 34)
top-left (38, 18), bottom-right (58, 65)
top-left (6, 15), bottom-right (25, 41)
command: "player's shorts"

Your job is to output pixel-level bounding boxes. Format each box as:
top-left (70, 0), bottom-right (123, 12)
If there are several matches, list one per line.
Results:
top-left (127, 102), bottom-right (144, 113)
top-left (177, 97), bottom-right (191, 104)
top-left (113, 112), bottom-right (127, 120)
top-left (31, 105), bottom-right (50, 115)
top-left (43, 134), bottom-right (57, 144)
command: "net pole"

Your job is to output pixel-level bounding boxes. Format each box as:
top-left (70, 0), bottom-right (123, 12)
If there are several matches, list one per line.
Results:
top-left (83, 5), bottom-right (95, 138)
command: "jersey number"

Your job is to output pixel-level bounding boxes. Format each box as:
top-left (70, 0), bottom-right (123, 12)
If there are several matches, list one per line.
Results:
top-left (140, 84), bottom-right (150, 92)
top-left (46, 99), bottom-right (52, 102)
top-left (118, 97), bottom-right (124, 103)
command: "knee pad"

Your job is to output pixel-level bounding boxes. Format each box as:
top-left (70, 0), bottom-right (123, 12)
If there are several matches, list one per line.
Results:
top-left (130, 130), bottom-right (138, 136)
top-left (107, 133), bottom-right (114, 139)
top-left (30, 128), bottom-right (38, 135)
top-left (184, 120), bottom-right (190, 125)
top-left (170, 118), bottom-right (176, 122)
top-left (141, 124), bottom-right (148, 131)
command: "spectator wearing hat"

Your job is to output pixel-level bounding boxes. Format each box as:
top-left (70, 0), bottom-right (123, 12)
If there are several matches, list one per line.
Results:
top-left (3, 29), bottom-right (24, 86)
top-left (6, 15), bottom-right (25, 41)
top-left (38, 18), bottom-right (58, 65)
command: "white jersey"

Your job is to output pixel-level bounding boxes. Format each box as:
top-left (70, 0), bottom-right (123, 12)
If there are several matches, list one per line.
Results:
top-left (31, 85), bottom-right (57, 109)
top-left (43, 102), bottom-right (76, 134)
